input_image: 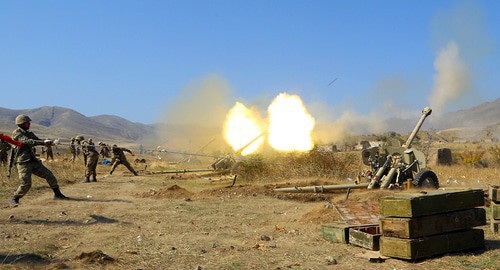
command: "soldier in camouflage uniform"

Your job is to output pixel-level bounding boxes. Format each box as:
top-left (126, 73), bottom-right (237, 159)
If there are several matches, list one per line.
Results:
top-left (69, 138), bottom-right (77, 161)
top-left (83, 138), bottom-right (99, 182)
top-left (98, 142), bottom-right (111, 158)
top-left (0, 139), bottom-right (12, 165)
top-left (109, 144), bottom-right (138, 176)
top-left (45, 143), bottom-right (54, 161)
top-left (11, 115), bottom-right (68, 205)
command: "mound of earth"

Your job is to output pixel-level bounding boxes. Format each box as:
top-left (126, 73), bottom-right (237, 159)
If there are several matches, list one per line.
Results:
top-left (195, 185), bottom-right (273, 198)
top-left (139, 184), bottom-right (194, 199)
top-left (75, 250), bottom-right (115, 265)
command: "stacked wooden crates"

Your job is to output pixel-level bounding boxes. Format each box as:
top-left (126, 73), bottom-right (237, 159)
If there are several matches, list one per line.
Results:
top-left (379, 189), bottom-right (486, 260)
top-left (490, 185), bottom-right (500, 233)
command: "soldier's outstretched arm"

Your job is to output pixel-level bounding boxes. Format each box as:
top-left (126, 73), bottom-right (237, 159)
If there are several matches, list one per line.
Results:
top-left (0, 134), bottom-right (24, 147)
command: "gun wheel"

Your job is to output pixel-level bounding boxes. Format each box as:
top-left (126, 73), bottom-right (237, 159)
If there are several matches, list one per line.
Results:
top-left (412, 169), bottom-right (439, 189)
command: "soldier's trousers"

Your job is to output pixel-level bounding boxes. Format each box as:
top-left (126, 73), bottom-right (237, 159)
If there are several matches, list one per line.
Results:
top-left (14, 161), bottom-right (59, 198)
top-left (110, 159), bottom-right (137, 175)
top-left (85, 152), bottom-right (99, 177)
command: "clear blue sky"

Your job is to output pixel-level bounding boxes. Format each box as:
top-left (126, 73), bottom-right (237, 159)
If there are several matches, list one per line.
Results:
top-left (1, 0), bottom-right (498, 124)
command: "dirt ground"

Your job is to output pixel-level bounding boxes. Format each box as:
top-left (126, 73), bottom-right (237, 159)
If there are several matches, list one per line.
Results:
top-left (1, 172), bottom-right (499, 270)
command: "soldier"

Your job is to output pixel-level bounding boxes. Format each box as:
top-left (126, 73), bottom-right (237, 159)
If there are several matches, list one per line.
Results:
top-left (45, 143), bottom-right (54, 161)
top-left (69, 138), bottom-right (77, 162)
top-left (10, 114), bottom-right (68, 205)
top-left (109, 144), bottom-right (138, 176)
top-left (0, 139), bottom-right (12, 165)
top-left (98, 142), bottom-right (111, 158)
top-left (83, 138), bottom-right (99, 182)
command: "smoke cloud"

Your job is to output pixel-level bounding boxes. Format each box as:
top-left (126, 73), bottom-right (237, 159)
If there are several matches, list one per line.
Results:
top-left (428, 41), bottom-right (470, 115)
top-left (155, 74), bottom-right (234, 153)
top-left (162, 74), bottom-right (233, 127)
top-left (428, 0), bottom-right (493, 116)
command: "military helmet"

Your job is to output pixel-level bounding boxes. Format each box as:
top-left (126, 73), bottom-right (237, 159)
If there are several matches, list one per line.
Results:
top-left (75, 135), bottom-right (85, 141)
top-left (15, 114), bottom-right (32, 125)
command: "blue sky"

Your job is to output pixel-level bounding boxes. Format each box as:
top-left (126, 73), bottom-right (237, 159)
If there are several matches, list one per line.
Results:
top-left (0, 0), bottom-right (498, 124)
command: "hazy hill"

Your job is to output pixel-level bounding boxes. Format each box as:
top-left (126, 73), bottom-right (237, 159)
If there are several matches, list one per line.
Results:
top-left (0, 106), bottom-right (155, 142)
top-left (384, 98), bottom-right (500, 139)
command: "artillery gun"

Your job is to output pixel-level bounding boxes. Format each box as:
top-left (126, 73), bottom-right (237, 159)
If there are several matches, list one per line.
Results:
top-left (359, 107), bottom-right (438, 189)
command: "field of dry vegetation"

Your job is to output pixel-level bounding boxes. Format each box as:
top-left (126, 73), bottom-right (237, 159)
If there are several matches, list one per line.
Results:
top-left (0, 144), bottom-right (499, 269)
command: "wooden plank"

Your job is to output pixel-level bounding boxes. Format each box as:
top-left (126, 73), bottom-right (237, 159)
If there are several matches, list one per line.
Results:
top-left (380, 208), bottom-right (486, 238)
top-left (380, 229), bottom-right (484, 260)
top-left (492, 201), bottom-right (500, 220)
top-left (349, 225), bottom-right (381, 251)
top-left (489, 185), bottom-right (499, 203)
top-left (380, 189), bottom-right (484, 217)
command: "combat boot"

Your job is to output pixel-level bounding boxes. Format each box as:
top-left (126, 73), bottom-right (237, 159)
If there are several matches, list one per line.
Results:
top-left (82, 176), bottom-right (90, 183)
top-left (11, 197), bottom-right (19, 206)
top-left (91, 176), bottom-right (97, 182)
top-left (53, 188), bottom-right (69, 200)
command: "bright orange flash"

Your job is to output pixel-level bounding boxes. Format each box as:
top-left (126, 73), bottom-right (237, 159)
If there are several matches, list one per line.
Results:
top-left (267, 93), bottom-right (315, 152)
top-left (223, 102), bottom-right (264, 156)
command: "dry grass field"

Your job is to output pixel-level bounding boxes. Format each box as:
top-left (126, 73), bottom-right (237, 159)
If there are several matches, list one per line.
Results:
top-left (0, 148), bottom-right (499, 270)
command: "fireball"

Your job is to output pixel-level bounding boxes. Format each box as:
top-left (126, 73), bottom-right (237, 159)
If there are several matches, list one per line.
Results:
top-left (223, 102), bottom-right (265, 156)
top-left (267, 93), bottom-right (315, 151)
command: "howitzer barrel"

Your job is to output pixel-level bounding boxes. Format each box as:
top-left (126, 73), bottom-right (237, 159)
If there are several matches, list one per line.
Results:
top-left (273, 183), bottom-right (369, 193)
top-left (150, 168), bottom-right (216, 175)
top-left (234, 132), bottom-right (266, 156)
top-left (403, 107), bottom-right (432, 149)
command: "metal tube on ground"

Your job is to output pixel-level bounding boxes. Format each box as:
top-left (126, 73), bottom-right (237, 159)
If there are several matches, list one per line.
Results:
top-left (273, 183), bottom-right (369, 193)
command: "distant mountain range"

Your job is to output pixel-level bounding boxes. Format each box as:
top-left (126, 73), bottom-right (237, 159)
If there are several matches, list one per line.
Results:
top-left (0, 106), bottom-right (155, 143)
top-left (0, 98), bottom-right (499, 144)
top-left (385, 98), bottom-right (500, 139)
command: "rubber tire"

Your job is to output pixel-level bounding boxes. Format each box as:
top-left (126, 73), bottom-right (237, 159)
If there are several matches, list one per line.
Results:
top-left (412, 169), bottom-right (439, 189)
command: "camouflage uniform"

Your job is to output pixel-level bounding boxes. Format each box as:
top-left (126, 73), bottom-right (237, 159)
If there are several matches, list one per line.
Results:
top-left (69, 139), bottom-right (77, 161)
top-left (98, 142), bottom-right (111, 158)
top-left (0, 140), bottom-right (12, 165)
top-left (109, 145), bottom-right (138, 176)
top-left (46, 144), bottom-right (54, 161)
top-left (12, 127), bottom-right (60, 199)
top-left (84, 140), bottom-right (99, 182)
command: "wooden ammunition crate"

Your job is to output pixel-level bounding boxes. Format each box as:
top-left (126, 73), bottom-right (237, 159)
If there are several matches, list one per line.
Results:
top-left (380, 189), bottom-right (484, 218)
top-left (491, 220), bottom-right (500, 233)
top-left (492, 201), bottom-right (500, 220)
top-left (380, 229), bottom-right (484, 260)
top-left (489, 185), bottom-right (499, 203)
top-left (380, 208), bottom-right (486, 238)
top-left (349, 225), bottom-right (381, 251)
top-left (321, 222), bottom-right (352, 243)
top-left (322, 222), bottom-right (379, 245)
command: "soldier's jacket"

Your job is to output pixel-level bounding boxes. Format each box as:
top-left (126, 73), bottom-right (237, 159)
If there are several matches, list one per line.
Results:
top-left (12, 127), bottom-right (44, 164)
top-left (111, 146), bottom-right (132, 161)
top-left (81, 141), bottom-right (98, 155)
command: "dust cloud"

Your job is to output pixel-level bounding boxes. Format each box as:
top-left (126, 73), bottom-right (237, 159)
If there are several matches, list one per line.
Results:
top-left (428, 0), bottom-right (493, 117)
top-left (428, 41), bottom-right (469, 116)
top-left (155, 74), bottom-right (234, 153)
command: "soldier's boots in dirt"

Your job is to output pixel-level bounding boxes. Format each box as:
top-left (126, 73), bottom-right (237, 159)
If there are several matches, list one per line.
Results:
top-left (91, 176), bottom-right (97, 182)
top-left (10, 197), bottom-right (19, 206)
top-left (83, 176), bottom-right (90, 183)
top-left (53, 188), bottom-right (69, 200)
